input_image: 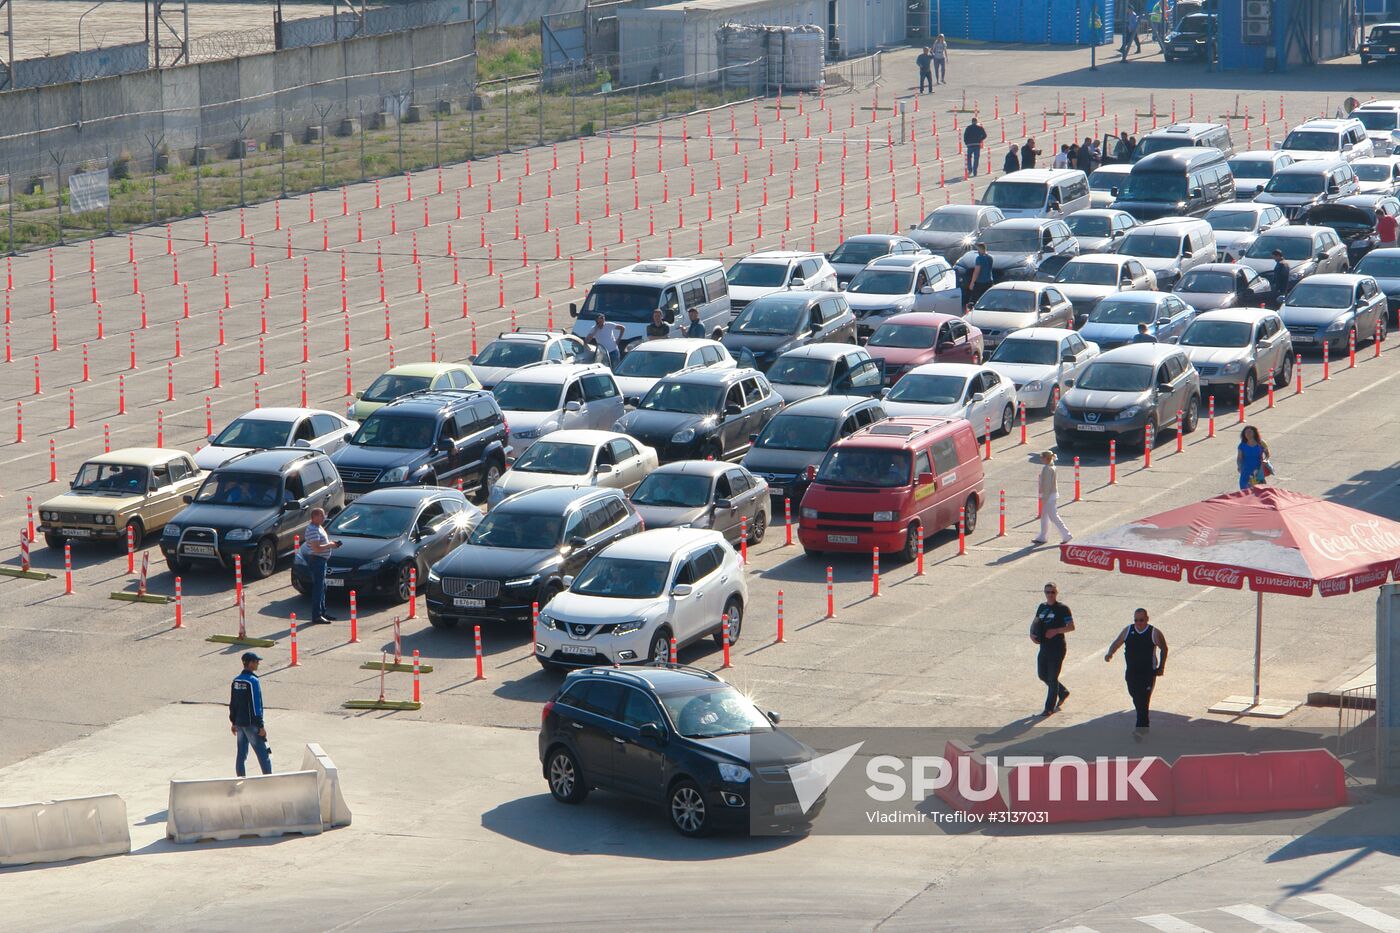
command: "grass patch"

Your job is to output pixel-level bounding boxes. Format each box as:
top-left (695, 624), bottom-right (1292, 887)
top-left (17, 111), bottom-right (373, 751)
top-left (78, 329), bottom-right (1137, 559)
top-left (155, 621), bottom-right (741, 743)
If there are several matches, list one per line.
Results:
top-left (476, 29), bottom-right (542, 82)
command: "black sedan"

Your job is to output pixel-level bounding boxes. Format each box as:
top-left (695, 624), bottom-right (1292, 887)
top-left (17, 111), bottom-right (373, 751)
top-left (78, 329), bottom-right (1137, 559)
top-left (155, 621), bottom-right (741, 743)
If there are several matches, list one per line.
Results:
top-left (290, 487), bottom-right (480, 602)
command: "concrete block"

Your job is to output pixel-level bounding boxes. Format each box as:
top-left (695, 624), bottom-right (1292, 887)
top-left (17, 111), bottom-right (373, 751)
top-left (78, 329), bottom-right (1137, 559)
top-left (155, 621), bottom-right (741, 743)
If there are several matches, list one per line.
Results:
top-left (167, 771), bottom-right (323, 844)
top-left (305, 125), bottom-right (324, 144)
top-left (155, 150), bottom-right (181, 171)
top-left (188, 146), bottom-right (214, 166)
top-left (435, 99), bottom-right (455, 115)
top-left (337, 117), bottom-right (361, 137)
top-left (405, 104), bottom-right (429, 124)
top-left (367, 111), bottom-right (394, 130)
top-left (301, 744), bottom-right (352, 828)
top-left (232, 138), bottom-right (258, 158)
top-left (0, 793), bottom-right (131, 866)
top-left (25, 174), bottom-right (55, 196)
top-left (268, 131), bottom-right (293, 150)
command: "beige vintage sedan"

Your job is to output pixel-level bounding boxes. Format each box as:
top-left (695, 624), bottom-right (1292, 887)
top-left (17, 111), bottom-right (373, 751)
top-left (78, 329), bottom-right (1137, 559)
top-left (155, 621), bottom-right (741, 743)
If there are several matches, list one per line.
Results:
top-left (38, 448), bottom-right (204, 549)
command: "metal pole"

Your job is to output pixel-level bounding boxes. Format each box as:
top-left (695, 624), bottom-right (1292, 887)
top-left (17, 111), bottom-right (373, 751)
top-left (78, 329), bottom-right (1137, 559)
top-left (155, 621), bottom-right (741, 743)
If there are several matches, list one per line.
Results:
top-left (104, 143), bottom-right (113, 234)
top-left (54, 154), bottom-right (64, 246)
top-left (194, 130), bottom-right (202, 214)
top-left (359, 100), bottom-right (367, 182)
top-left (504, 78), bottom-right (511, 152)
top-left (1089, 0), bottom-right (1098, 71)
top-left (279, 109), bottom-right (288, 196)
top-left (1253, 590), bottom-right (1263, 707)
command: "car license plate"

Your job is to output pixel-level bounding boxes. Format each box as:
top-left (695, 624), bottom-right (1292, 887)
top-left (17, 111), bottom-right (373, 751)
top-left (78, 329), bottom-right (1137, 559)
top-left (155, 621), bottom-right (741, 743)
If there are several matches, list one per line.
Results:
top-left (325, 578), bottom-right (344, 588)
top-left (182, 544), bottom-right (215, 555)
top-left (453, 597), bottom-right (486, 608)
top-left (827, 534), bottom-right (859, 544)
top-left (1076, 424), bottom-right (1106, 432)
top-left (560, 644), bottom-right (593, 655)
top-left (774, 802), bottom-right (802, 817)
top-left (64, 528), bottom-right (93, 537)
top-left (1292, 335), bottom-right (1313, 344)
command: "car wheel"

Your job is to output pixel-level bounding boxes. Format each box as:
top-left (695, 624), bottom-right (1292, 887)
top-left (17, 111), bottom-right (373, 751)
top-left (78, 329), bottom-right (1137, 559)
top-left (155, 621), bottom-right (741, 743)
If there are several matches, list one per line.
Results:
top-left (165, 556), bottom-right (189, 574)
top-left (290, 571), bottom-right (308, 596)
top-left (428, 612), bottom-right (458, 631)
top-left (803, 547), bottom-right (825, 560)
top-left (43, 531), bottom-right (66, 549)
top-left (717, 596), bottom-right (743, 645)
top-left (749, 508), bottom-right (767, 544)
top-left (1055, 432), bottom-right (1076, 450)
top-left (546, 747), bottom-right (589, 804)
top-left (1275, 354), bottom-right (1294, 388)
top-left (1143, 416), bottom-right (1159, 451)
top-left (669, 779), bottom-right (712, 837)
top-left (1242, 371), bottom-right (1257, 402)
top-left (477, 458), bottom-right (503, 504)
top-left (648, 627), bottom-right (674, 663)
top-left (899, 523), bottom-right (920, 563)
top-left (247, 537), bottom-right (277, 581)
top-left (395, 563), bottom-right (416, 603)
top-left (998, 403), bottom-right (1014, 437)
top-left (961, 496), bottom-right (978, 535)
top-left (121, 518), bottom-right (144, 550)
top-left (1181, 396), bottom-right (1200, 434)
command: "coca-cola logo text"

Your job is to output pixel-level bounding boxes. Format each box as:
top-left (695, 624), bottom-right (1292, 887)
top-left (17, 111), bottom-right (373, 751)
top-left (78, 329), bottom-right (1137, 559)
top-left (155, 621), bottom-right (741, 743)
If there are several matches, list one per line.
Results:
top-left (1307, 520), bottom-right (1400, 563)
top-left (1065, 546), bottom-right (1113, 569)
top-left (1188, 564), bottom-right (1243, 587)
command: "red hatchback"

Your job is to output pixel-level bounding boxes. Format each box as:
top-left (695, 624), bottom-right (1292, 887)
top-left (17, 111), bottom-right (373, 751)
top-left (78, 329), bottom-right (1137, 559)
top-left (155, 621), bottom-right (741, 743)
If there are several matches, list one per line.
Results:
top-left (863, 312), bottom-right (985, 385)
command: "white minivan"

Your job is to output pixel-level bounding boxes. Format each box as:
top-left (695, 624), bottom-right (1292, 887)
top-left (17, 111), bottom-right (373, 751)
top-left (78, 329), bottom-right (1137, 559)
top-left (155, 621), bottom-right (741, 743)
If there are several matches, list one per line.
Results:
top-left (569, 258), bottom-right (732, 351)
top-left (980, 169), bottom-right (1091, 220)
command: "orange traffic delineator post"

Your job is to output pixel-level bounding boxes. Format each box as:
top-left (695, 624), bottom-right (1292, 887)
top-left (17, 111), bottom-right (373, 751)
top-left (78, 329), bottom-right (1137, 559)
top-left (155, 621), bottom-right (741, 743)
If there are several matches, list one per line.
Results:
top-left (111, 551), bottom-right (170, 603)
top-left (362, 617), bottom-right (434, 672)
top-left (775, 590), bottom-right (785, 643)
top-left (206, 586), bottom-right (275, 647)
top-left (0, 526), bottom-right (52, 580)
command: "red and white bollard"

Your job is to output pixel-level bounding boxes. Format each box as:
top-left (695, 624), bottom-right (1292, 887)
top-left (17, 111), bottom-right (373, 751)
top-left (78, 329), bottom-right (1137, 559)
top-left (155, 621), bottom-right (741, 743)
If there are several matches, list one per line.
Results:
top-left (18, 528), bottom-right (30, 572)
top-left (1296, 353), bottom-right (1304, 394)
top-left (474, 624), bottom-right (485, 680)
top-left (984, 418), bottom-right (992, 460)
top-left (1109, 439), bottom-right (1118, 484)
top-left (1144, 423), bottom-right (1153, 468)
top-left (26, 495), bottom-right (34, 542)
top-left (915, 524), bottom-right (925, 575)
top-left (408, 567), bottom-right (418, 618)
top-left (871, 547), bottom-right (880, 597)
top-left (137, 552), bottom-right (149, 597)
top-left (721, 615), bottom-right (732, 668)
top-left (349, 590), bottom-right (359, 643)
top-left (413, 650), bottom-right (422, 704)
top-left (1073, 456), bottom-right (1081, 501)
top-left (998, 489), bottom-right (1006, 537)
top-left (958, 507), bottom-right (967, 555)
top-left (1019, 402), bottom-right (1027, 445)
top-left (784, 497), bottom-right (793, 546)
top-left (64, 544), bottom-right (73, 594)
top-left (1323, 339), bottom-right (1330, 380)
top-left (1208, 395), bottom-right (1216, 437)
top-left (1267, 371), bottom-right (1275, 409)
top-left (126, 524), bottom-right (136, 573)
top-left (669, 636), bottom-right (678, 664)
top-left (289, 613), bottom-right (300, 667)
top-left (1237, 382), bottom-right (1246, 424)
top-left (1349, 327), bottom-right (1356, 369)
top-left (173, 576), bottom-right (183, 628)
top-left (739, 516), bottom-right (748, 564)
top-left (826, 566), bottom-right (835, 619)
top-left (776, 590), bottom-right (785, 643)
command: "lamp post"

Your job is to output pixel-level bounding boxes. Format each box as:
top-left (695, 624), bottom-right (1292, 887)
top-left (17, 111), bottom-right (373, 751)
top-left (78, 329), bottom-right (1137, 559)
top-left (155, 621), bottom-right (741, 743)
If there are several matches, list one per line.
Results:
top-left (1089, 0), bottom-right (1100, 71)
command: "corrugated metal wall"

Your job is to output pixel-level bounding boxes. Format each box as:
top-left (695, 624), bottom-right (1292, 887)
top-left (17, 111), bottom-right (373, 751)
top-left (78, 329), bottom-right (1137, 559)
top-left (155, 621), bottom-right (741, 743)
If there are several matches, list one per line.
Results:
top-left (618, 0), bottom-right (824, 86)
top-left (834, 0), bottom-right (906, 55)
top-left (932, 0), bottom-right (1114, 44)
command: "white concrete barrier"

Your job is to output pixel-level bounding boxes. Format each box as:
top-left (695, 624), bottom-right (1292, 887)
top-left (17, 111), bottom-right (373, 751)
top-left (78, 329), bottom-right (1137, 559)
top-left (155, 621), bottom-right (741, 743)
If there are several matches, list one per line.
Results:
top-left (0, 793), bottom-right (131, 866)
top-left (166, 771), bottom-right (323, 844)
top-left (301, 743), bottom-right (352, 829)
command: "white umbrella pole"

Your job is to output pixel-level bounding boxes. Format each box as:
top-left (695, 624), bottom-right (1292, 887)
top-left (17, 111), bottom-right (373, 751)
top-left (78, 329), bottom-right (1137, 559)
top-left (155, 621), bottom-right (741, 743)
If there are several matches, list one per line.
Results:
top-left (1253, 590), bottom-right (1263, 707)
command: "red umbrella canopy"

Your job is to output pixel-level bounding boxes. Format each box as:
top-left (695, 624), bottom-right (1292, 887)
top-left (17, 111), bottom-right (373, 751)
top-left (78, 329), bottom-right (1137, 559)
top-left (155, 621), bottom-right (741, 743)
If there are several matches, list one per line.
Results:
top-left (1060, 486), bottom-right (1400, 597)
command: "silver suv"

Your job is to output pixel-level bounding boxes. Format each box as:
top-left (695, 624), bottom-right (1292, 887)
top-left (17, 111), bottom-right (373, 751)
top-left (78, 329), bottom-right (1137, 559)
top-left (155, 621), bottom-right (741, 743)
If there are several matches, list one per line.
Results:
top-left (1054, 344), bottom-right (1201, 450)
top-left (1176, 309), bottom-right (1295, 401)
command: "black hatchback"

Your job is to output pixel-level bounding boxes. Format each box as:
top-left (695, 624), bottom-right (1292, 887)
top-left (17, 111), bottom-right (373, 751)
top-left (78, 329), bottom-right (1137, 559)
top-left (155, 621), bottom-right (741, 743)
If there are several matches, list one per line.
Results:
top-left (539, 665), bottom-right (822, 836)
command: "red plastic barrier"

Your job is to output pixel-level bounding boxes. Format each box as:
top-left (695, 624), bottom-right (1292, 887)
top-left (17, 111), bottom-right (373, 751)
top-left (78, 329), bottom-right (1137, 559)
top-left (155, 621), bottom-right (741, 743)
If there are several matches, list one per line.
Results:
top-left (1002, 756), bottom-right (1173, 824)
top-left (1171, 748), bottom-right (1346, 816)
top-left (934, 741), bottom-right (1007, 817)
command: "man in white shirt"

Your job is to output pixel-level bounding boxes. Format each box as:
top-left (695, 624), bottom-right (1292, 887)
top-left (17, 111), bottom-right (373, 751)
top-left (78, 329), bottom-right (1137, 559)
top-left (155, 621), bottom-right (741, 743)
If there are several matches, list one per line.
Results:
top-left (1051, 145), bottom-right (1070, 169)
top-left (1031, 450), bottom-right (1072, 545)
top-left (588, 313), bottom-right (625, 369)
top-left (300, 508), bottom-right (341, 624)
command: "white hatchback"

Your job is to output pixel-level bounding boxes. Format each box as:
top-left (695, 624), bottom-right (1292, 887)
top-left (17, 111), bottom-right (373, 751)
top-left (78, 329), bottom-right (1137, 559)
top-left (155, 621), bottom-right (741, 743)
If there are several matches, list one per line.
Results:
top-left (535, 528), bottom-right (747, 669)
top-left (196, 407), bottom-right (357, 470)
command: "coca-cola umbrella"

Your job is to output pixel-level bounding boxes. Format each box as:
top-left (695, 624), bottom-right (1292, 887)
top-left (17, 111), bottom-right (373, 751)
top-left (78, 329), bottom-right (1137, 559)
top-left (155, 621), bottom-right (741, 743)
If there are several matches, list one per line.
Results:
top-left (1060, 486), bottom-right (1400, 716)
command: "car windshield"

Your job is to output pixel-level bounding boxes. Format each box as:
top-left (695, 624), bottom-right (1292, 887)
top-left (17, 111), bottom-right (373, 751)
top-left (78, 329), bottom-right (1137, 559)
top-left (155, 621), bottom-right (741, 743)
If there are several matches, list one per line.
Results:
top-left (1118, 172), bottom-right (1188, 202)
top-left (1180, 319), bottom-right (1252, 347)
top-left (767, 356), bottom-right (835, 387)
top-left (72, 462), bottom-right (149, 494)
top-left (1356, 254), bottom-right (1400, 277)
top-left (1204, 209), bottom-right (1260, 232)
top-left (1355, 163), bottom-right (1394, 182)
top-left (917, 211), bottom-right (978, 232)
top-left (1089, 168), bottom-right (1127, 191)
top-left (512, 441), bottom-right (594, 475)
top-left (886, 373), bottom-right (967, 405)
top-left (615, 349), bottom-right (687, 379)
top-left (829, 241), bottom-right (892, 265)
top-left (868, 323), bottom-right (937, 348)
top-left (1282, 130), bottom-right (1341, 152)
top-left (1056, 262), bottom-right (1119, 286)
top-left (1066, 215), bottom-right (1111, 237)
top-left (990, 339), bottom-right (1057, 366)
top-left (1119, 232), bottom-right (1183, 259)
top-left (570, 556), bottom-right (671, 599)
top-left (662, 685), bottom-right (773, 738)
top-left (1286, 283), bottom-right (1352, 308)
top-left (1368, 26), bottom-right (1400, 43)
top-left (1357, 110), bottom-right (1399, 131)
top-left (1077, 362), bottom-right (1154, 391)
top-left (1176, 14), bottom-right (1210, 33)
top-left (580, 283), bottom-right (664, 324)
top-left (211, 418), bottom-right (293, 449)
top-left (351, 414), bottom-right (437, 449)
top-left (847, 269), bottom-right (914, 295)
top-left (492, 381), bottom-right (561, 413)
top-left (639, 381), bottom-right (724, 415)
top-left (973, 288), bottom-right (1036, 312)
top-left (1229, 159), bottom-right (1276, 179)
top-left (194, 471), bottom-right (281, 507)
top-left (726, 261), bottom-right (789, 287)
top-left (468, 511), bottom-right (562, 549)
top-left (979, 229), bottom-right (1042, 252)
top-left (1246, 234), bottom-right (1311, 260)
top-left (1088, 299), bottom-right (1158, 325)
top-left (361, 373), bottom-right (432, 403)
top-left (474, 340), bottom-right (545, 368)
top-left (1177, 270), bottom-right (1237, 292)
top-left (817, 447), bottom-right (911, 487)
top-left (630, 472), bottom-right (712, 508)
top-left (730, 298), bottom-right (806, 335)
top-left (328, 503), bottom-right (415, 539)
top-left (1263, 173), bottom-right (1325, 195)
top-left (982, 181), bottom-right (1048, 210)
top-left (755, 413), bottom-right (838, 451)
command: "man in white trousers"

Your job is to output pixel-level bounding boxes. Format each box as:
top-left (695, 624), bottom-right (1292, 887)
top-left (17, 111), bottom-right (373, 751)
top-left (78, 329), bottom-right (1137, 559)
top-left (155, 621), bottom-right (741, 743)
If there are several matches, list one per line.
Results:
top-left (1032, 450), bottom-right (1072, 545)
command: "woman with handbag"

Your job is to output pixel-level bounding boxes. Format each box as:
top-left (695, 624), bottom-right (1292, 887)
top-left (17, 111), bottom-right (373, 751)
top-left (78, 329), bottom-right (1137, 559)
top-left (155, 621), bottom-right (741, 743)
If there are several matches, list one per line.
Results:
top-left (1236, 425), bottom-right (1271, 490)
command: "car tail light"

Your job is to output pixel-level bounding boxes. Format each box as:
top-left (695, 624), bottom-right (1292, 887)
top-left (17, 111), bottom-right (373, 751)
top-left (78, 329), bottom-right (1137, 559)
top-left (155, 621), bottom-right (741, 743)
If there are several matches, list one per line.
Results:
top-left (541, 700), bottom-right (555, 724)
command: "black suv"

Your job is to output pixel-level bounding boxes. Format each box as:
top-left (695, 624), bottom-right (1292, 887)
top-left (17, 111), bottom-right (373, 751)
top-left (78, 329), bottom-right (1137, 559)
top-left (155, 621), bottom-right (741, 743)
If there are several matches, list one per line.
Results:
top-left (329, 390), bottom-right (509, 502)
top-left (160, 448), bottom-right (345, 579)
top-left (424, 486), bottom-right (642, 628)
top-left (613, 367), bottom-right (783, 463)
top-left (539, 665), bottom-right (821, 837)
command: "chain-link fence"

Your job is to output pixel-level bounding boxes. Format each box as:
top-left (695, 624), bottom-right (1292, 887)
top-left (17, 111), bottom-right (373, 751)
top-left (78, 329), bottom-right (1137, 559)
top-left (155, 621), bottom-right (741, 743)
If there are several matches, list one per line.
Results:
top-left (0, 51), bottom-right (768, 254)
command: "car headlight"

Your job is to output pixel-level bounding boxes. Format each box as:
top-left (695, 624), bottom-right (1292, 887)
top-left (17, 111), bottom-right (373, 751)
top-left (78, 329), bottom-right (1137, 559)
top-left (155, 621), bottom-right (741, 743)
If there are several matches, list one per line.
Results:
top-left (381, 465), bottom-right (411, 483)
top-left (105, 515), bottom-right (118, 525)
top-left (538, 610), bottom-right (559, 630)
top-left (1023, 380), bottom-right (1044, 392)
top-left (717, 763), bottom-right (752, 783)
top-left (1326, 318), bottom-right (1349, 332)
top-left (801, 506), bottom-right (818, 519)
top-left (872, 511), bottom-right (896, 522)
top-left (612, 619), bottom-right (647, 635)
top-left (1118, 406), bottom-right (1142, 420)
top-left (225, 528), bottom-right (253, 541)
top-left (427, 567), bottom-right (441, 585)
top-left (672, 427), bottom-right (696, 444)
top-left (1220, 360), bottom-right (1245, 374)
top-left (163, 524), bottom-right (180, 537)
top-left (1055, 399), bottom-right (1070, 416)
top-left (358, 558), bottom-right (385, 573)
top-left (40, 511), bottom-right (54, 521)
top-left (504, 575), bottom-right (537, 588)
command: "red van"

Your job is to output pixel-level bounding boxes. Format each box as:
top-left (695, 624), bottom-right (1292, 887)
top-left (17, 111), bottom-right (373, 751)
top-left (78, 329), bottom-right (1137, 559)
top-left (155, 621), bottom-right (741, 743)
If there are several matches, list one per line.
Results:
top-left (798, 416), bottom-right (985, 562)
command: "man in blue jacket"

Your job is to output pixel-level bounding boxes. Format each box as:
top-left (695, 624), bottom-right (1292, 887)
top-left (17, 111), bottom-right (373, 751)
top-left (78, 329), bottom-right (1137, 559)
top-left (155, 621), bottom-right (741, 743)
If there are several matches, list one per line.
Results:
top-left (229, 652), bottom-right (272, 776)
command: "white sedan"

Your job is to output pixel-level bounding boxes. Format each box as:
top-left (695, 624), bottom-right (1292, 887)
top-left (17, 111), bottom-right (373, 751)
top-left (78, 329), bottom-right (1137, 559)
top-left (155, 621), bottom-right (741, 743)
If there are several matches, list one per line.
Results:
top-left (488, 429), bottom-right (657, 507)
top-left (196, 407), bottom-right (357, 470)
top-left (985, 327), bottom-right (1101, 411)
top-left (613, 338), bottom-right (736, 403)
top-left (880, 363), bottom-right (1019, 439)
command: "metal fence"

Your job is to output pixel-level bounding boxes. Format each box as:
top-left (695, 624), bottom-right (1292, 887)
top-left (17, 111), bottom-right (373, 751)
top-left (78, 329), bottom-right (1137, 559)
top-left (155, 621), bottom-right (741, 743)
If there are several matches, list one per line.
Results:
top-left (0, 52), bottom-right (768, 254)
top-left (1336, 681), bottom-right (1377, 770)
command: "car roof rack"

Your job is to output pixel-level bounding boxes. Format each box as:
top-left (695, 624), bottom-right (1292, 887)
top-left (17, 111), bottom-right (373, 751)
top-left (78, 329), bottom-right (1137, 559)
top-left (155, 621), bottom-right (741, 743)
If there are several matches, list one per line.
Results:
top-left (641, 661), bottom-right (722, 681)
top-left (389, 387), bottom-right (484, 405)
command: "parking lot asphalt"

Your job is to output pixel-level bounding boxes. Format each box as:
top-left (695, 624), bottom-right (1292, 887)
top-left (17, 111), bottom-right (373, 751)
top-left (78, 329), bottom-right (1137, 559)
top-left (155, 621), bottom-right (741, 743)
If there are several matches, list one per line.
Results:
top-left (1, 41), bottom-right (1398, 932)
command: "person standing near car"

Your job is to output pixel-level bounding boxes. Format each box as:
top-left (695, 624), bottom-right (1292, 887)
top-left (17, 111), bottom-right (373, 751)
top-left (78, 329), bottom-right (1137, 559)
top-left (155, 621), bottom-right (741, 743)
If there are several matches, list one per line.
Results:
top-left (1379, 209), bottom-right (1398, 247)
top-left (646, 308), bottom-right (671, 340)
top-left (1104, 608), bottom-right (1167, 730)
top-left (969, 242), bottom-right (995, 306)
top-left (230, 652), bottom-right (272, 776)
top-left (300, 507), bottom-right (341, 625)
top-left (1268, 249), bottom-right (1291, 308)
top-left (964, 117), bottom-right (988, 177)
top-left (1021, 137), bottom-right (1041, 169)
top-left (1003, 144), bottom-right (1021, 174)
top-left (1030, 583), bottom-right (1074, 716)
top-left (1237, 425), bottom-right (1271, 490)
top-left (685, 305), bottom-right (706, 338)
top-left (588, 313), bottom-right (626, 369)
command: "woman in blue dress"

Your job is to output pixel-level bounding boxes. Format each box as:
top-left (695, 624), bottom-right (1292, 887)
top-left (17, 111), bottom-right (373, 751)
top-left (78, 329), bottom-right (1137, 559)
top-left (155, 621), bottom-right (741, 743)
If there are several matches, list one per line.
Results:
top-left (1236, 425), bottom-right (1270, 490)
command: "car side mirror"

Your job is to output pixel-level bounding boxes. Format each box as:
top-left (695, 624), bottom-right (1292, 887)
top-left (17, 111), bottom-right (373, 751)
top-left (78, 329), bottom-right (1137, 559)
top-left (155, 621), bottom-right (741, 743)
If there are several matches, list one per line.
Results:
top-left (748, 432), bottom-right (759, 443)
top-left (917, 471), bottom-right (935, 486)
top-left (1328, 184), bottom-right (1340, 194)
top-left (1157, 382), bottom-right (1173, 393)
top-left (879, 386), bottom-right (890, 398)
top-left (1110, 186), bottom-right (1119, 197)
top-left (280, 500), bottom-right (298, 512)
top-left (639, 722), bottom-right (665, 741)
top-left (971, 392), bottom-right (986, 402)
top-left (725, 403), bottom-right (743, 416)
top-left (1181, 249), bottom-right (1193, 258)
top-left (561, 574), bottom-right (575, 587)
top-left (1063, 377), bottom-right (1075, 388)
top-left (568, 302), bottom-right (579, 318)
top-left (809, 321), bottom-right (822, 333)
top-left (790, 275), bottom-right (805, 287)
top-left (1060, 351), bottom-right (1075, 363)
top-left (564, 401), bottom-right (582, 412)
top-left (182, 494), bottom-right (194, 504)
top-left (343, 431), bottom-right (354, 442)
top-left (567, 536), bottom-right (587, 550)
top-left (353, 390), bottom-right (364, 400)
top-left (919, 285), bottom-right (934, 294)
top-left (937, 341), bottom-right (953, 352)
top-left (1191, 187), bottom-right (1203, 198)
top-left (624, 396), bottom-right (640, 407)
top-left (1256, 184), bottom-right (1265, 193)
top-left (670, 583), bottom-right (693, 597)
top-left (765, 710), bottom-right (781, 725)
top-left (838, 282), bottom-right (848, 291)
top-left (1156, 317), bottom-right (1171, 325)
top-left (664, 308), bottom-right (676, 323)
top-left (595, 463), bottom-right (614, 474)
top-left (1165, 335), bottom-right (1180, 344)
top-left (1317, 250), bottom-right (1328, 260)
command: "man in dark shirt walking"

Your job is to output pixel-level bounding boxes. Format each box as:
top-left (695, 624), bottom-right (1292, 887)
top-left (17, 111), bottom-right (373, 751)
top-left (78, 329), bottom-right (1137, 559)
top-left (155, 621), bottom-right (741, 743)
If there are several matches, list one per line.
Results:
top-left (1020, 137), bottom-right (1041, 170)
top-left (968, 243), bottom-right (995, 306)
top-left (1029, 582), bottom-right (1074, 716)
top-left (229, 652), bottom-right (272, 776)
top-left (964, 117), bottom-right (988, 177)
top-left (1269, 249), bottom-right (1291, 308)
top-left (916, 47), bottom-right (933, 94)
top-left (1104, 608), bottom-right (1168, 729)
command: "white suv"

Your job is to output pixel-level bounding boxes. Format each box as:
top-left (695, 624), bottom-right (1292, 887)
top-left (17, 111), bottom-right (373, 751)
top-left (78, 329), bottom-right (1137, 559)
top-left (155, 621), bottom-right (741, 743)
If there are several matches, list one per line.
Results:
top-left (725, 251), bottom-right (838, 313)
top-left (491, 363), bottom-right (625, 457)
top-left (535, 528), bottom-right (748, 670)
top-left (1278, 118), bottom-right (1374, 164)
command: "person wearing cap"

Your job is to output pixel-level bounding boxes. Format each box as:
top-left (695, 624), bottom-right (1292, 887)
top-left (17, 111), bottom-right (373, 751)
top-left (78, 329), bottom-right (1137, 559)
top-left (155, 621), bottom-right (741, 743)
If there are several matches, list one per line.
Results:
top-left (1268, 249), bottom-right (1291, 308)
top-left (229, 652), bottom-right (272, 776)
top-left (1031, 450), bottom-right (1072, 546)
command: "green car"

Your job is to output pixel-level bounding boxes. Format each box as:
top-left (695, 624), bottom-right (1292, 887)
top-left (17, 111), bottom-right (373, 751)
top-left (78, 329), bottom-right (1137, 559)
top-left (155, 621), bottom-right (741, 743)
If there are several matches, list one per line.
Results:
top-left (349, 363), bottom-right (482, 421)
